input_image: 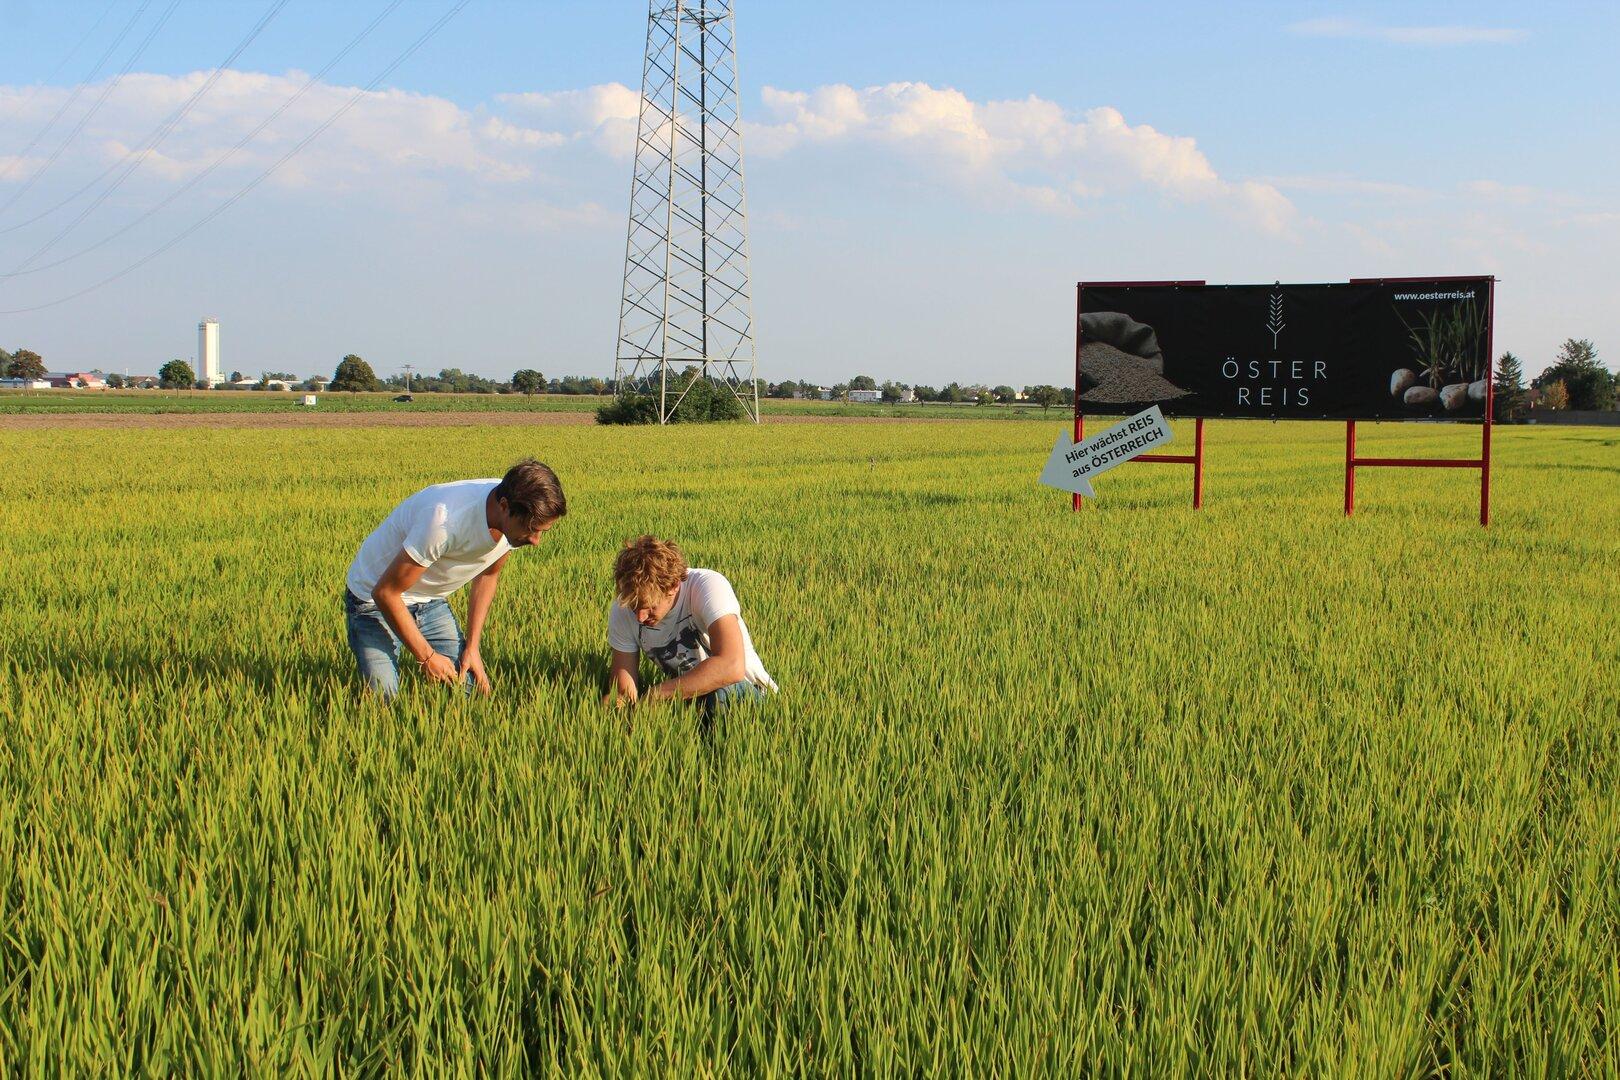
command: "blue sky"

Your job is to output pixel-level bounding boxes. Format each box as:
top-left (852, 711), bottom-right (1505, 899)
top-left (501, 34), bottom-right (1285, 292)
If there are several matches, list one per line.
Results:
top-left (1, 0), bottom-right (1615, 385)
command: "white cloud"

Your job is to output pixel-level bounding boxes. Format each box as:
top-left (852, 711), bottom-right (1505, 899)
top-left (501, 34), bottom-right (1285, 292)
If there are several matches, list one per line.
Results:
top-left (1558, 211), bottom-right (1620, 228)
top-left (479, 117), bottom-right (567, 150)
top-left (0, 70), bottom-right (560, 193)
top-left (1261, 174), bottom-right (1431, 200)
top-left (750, 82), bottom-right (1295, 232)
top-left (1462, 179), bottom-right (1540, 205)
top-left (1288, 18), bottom-right (1527, 46)
top-left (495, 83), bottom-right (641, 159)
top-left (0, 72), bottom-right (1294, 231)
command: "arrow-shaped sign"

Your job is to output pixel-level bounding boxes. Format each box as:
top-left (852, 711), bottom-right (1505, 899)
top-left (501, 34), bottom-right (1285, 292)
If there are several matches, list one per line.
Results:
top-left (1039, 405), bottom-right (1174, 497)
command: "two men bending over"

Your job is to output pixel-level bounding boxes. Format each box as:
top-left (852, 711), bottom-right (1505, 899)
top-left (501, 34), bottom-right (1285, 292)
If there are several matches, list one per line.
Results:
top-left (343, 459), bottom-right (773, 710)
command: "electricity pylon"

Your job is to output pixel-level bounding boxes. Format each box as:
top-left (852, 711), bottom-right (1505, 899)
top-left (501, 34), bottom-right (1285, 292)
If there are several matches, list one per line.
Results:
top-left (614, 0), bottom-right (760, 423)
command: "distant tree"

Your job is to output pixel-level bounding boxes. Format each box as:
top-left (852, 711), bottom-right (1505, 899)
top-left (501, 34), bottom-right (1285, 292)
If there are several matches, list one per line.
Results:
top-left (599, 366), bottom-right (745, 424)
top-left (596, 393), bottom-right (659, 425)
top-left (940, 382), bottom-right (965, 403)
top-left (432, 368), bottom-right (468, 393)
top-left (1539, 379), bottom-right (1569, 411)
top-left (848, 374), bottom-right (877, 391)
top-left (881, 381), bottom-right (907, 403)
top-left (912, 384), bottom-right (937, 402)
top-left (1493, 352), bottom-right (1526, 420)
top-left (588, 377), bottom-right (608, 395)
top-left (512, 369), bottom-right (545, 395)
top-left (976, 390), bottom-right (995, 405)
top-left (0, 346), bottom-right (11, 373)
top-left (993, 385), bottom-right (1017, 403)
top-left (331, 354), bottom-right (382, 392)
top-left (1029, 385), bottom-right (1062, 416)
top-left (831, 382), bottom-right (849, 400)
top-left (263, 371), bottom-right (296, 382)
top-left (159, 359), bottom-right (195, 388)
top-left (229, 370), bottom-right (243, 383)
top-left (1534, 339), bottom-right (1613, 411)
top-left (105, 373), bottom-right (126, 389)
top-left (8, 349), bottom-right (46, 380)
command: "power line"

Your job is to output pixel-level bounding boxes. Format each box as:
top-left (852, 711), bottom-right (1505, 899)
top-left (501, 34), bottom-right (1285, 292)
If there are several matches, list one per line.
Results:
top-left (0, 0), bottom-right (473, 316)
top-left (5, 0), bottom-right (290, 274)
top-left (0, 0), bottom-right (183, 220)
top-left (0, 0), bottom-right (406, 274)
top-left (0, 0), bottom-right (153, 188)
top-left (0, 0), bottom-right (291, 238)
top-left (0, 0), bottom-right (123, 131)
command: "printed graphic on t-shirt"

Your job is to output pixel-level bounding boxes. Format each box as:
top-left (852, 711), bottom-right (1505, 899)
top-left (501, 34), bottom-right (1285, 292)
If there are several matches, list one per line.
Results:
top-left (644, 616), bottom-right (706, 675)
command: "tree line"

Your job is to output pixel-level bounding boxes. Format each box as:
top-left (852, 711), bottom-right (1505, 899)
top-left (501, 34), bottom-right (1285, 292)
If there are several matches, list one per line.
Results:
top-left (6, 342), bottom-right (1612, 415)
top-left (1493, 339), bottom-right (1613, 417)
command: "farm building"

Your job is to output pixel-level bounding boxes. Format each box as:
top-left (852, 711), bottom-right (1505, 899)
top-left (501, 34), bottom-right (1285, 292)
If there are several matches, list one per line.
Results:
top-left (45, 372), bottom-right (107, 389)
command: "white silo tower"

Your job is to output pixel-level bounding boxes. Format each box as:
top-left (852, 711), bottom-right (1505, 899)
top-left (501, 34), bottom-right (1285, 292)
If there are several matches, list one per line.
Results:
top-left (198, 318), bottom-right (221, 386)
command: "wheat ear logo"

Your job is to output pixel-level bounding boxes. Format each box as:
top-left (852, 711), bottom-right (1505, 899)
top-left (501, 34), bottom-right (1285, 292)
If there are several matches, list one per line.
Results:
top-left (1267, 285), bottom-right (1285, 350)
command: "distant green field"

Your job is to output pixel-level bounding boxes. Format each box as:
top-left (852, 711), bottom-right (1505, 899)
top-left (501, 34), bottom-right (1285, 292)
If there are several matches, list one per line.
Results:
top-left (0, 418), bottom-right (1614, 1072)
top-left (0, 388), bottom-right (1060, 420)
top-left (0, 388), bottom-right (604, 415)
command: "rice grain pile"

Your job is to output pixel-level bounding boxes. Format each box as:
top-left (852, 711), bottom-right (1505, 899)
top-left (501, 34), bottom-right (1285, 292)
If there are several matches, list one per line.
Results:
top-left (1079, 340), bottom-right (1191, 403)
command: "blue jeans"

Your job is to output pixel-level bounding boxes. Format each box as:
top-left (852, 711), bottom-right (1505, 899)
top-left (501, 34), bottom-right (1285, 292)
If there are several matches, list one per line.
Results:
top-left (697, 679), bottom-right (764, 717)
top-left (344, 589), bottom-right (467, 697)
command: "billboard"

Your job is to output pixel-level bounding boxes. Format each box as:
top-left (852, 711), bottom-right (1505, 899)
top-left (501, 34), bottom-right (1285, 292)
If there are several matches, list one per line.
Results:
top-left (1078, 278), bottom-right (1494, 420)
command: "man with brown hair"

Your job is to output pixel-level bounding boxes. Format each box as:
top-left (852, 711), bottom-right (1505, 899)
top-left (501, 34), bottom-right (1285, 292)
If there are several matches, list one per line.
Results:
top-left (604, 535), bottom-right (776, 711)
top-left (344, 458), bottom-right (566, 697)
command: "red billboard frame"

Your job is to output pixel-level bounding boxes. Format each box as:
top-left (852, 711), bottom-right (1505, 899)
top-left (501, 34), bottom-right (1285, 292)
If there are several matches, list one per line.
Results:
top-left (1345, 277), bottom-right (1495, 526)
top-left (1073, 277), bottom-right (1496, 526)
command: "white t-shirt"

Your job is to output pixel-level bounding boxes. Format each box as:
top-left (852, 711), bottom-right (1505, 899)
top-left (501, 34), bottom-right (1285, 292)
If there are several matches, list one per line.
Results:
top-left (346, 479), bottom-right (510, 604)
top-left (607, 568), bottom-right (777, 691)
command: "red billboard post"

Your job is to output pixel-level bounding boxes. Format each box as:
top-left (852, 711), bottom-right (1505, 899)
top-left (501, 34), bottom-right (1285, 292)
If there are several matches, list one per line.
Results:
top-left (1344, 277), bottom-right (1496, 526)
top-left (1072, 281), bottom-right (1208, 512)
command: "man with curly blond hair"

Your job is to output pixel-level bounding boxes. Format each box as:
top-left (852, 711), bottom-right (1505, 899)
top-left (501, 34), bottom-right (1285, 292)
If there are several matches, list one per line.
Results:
top-left (604, 535), bottom-right (776, 712)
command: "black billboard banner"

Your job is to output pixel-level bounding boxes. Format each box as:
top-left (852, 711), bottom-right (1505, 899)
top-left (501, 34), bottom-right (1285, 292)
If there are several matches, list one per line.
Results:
top-left (1077, 278), bottom-right (1494, 420)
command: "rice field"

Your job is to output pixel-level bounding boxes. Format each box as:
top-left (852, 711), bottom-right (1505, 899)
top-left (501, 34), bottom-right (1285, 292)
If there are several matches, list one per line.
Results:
top-left (0, 416), bottom-right (1615, 1073)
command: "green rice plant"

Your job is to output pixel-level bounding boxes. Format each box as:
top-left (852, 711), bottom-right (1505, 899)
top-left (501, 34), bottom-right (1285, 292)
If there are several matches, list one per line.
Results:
top-left (1448, 301), bottom-right (1491, 383)
top-left (0, 416), bottom-right (1615, 1074)
top-left (1402, 308), bottom-right (1450, 389)
top-left (1402, 302), bottom-right (1490, 386)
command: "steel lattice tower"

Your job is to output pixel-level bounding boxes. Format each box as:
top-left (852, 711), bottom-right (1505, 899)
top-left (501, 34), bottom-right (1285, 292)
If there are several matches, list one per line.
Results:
top-left (614, 1), bottom-right (759, 423)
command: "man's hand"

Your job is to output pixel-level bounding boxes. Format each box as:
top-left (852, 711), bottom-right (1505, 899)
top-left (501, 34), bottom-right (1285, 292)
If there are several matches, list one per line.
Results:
top-left (457, 646), bottom-right (492, 695)
top-left (420, 651), bottom-right (459, 685)
top-left (462, 556), bottom-right (505, 697)
top-left (606, 648), bottom-right (641, 709)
